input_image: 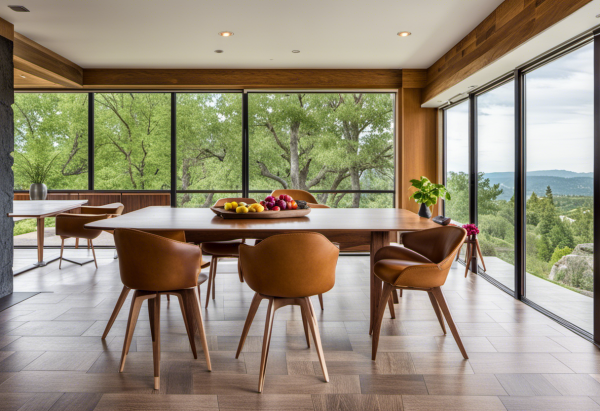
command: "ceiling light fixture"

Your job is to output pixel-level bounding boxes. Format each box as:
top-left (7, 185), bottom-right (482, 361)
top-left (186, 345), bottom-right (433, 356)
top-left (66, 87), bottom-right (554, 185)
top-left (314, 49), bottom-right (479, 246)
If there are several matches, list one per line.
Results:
top-left (219, 31), bottom-right (233, 37)
top-left (20, 74), bottom-right (26, 78)
top-left (8, 5), bottom-right (29, 12)
top-left (292, 50), bottom-right (300, 53)
top-left (397, 31), bottom-right (411, 37)
top-left (214, 50), bottom-right (224, 53)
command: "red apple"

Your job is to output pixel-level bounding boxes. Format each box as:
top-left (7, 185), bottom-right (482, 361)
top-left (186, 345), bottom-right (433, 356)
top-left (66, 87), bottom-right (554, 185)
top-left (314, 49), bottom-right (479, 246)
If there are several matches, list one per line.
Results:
top-left (272, 205), bottom-right (280, 211)
top-left (285, 195), bottom-right (293, 202)
top-left (279, 194), bottom-right (286, 201)
top-left (286, 201), bottom-right (292, 210)
top-left (260, 200), bottom-right (266, 207)
top-left (276, 199), bottom-right (287, 210)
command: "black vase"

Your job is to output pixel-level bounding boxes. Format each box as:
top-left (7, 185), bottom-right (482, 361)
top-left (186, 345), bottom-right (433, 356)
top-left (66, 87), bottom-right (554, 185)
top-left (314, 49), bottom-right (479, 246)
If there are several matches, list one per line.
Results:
top-left (418, 203), bottom-right (432, 218)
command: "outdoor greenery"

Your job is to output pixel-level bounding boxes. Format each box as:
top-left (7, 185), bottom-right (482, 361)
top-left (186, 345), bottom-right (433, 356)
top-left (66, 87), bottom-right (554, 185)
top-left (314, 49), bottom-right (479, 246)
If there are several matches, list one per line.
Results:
top-left (446, 171), bottom-right (594, 294)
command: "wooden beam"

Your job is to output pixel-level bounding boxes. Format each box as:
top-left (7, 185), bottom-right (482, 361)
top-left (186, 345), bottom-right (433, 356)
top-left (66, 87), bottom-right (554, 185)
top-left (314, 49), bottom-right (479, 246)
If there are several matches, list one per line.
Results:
top-left (423, 0), bottom-right (593, 103)
top-left (14, 68), bottom-right (64, 88)
top-left (82, 69), bottom-right (403, 90)
top-left (13, 32), bottom-right (82, 88)
top-left (0, 17), bottom-right (13, 41)
top-left (401, 69), bottom-right (427, 89)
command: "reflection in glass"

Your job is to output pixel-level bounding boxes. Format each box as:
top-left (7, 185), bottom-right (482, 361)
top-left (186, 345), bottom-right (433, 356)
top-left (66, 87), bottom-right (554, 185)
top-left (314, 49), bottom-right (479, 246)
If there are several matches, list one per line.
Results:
top-left (445, 101), bottom-right (469, 225)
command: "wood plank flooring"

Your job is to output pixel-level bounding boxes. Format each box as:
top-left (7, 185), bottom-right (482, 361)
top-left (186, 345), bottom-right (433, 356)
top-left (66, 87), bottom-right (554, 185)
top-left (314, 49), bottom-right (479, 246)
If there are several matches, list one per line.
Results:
top-left (3, 248), bottom-right (600, 410)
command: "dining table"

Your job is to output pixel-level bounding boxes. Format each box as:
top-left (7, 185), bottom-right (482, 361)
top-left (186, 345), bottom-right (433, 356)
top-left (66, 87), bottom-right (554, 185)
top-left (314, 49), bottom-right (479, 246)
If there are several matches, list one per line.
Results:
top-left (85, 206), bottom-right (439, 333)
top-left (9, 200), bottom-right (88, 275)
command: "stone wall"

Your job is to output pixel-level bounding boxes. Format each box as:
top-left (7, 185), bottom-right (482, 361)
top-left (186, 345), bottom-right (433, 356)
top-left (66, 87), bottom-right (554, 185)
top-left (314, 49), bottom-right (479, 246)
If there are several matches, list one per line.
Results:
top-left (0, 34), bottom-right (14, 297)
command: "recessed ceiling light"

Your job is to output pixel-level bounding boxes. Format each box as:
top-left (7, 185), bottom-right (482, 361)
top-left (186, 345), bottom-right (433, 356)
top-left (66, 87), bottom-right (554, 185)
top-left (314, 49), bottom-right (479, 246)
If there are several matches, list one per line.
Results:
top-left (219, 31), bottom-right (233, 37)
top-left (8, 5), bottom-right (29, 12)
top-left (20, 74), bottom-right (26, 78)
top-left (397, 31), bottom-right (411, 37)
top-left (214, 50), bottom-right (224, 53)
top-left (292, 50), bottom-right (300, 53)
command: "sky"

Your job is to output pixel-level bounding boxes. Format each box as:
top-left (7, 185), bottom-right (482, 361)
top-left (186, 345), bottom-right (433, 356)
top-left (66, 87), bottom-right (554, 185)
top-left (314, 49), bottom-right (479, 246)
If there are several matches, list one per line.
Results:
top-left (446, 42), bottom-right (593, 174)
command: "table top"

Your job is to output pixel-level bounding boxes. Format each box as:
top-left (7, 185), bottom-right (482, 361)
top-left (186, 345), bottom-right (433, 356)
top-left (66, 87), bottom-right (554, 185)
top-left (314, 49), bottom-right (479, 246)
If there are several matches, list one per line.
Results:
top-left (85, 206), bottom-right (439, 232)
top-left (9, 200), bottom-right (88, 218)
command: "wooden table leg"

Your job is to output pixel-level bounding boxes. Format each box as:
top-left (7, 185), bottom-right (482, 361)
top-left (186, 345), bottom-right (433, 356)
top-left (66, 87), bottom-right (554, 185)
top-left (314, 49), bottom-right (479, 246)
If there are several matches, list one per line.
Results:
top-left (369, 231), bottom-right (390, 335)
top-left (36, 217), bottom-right (44, 264)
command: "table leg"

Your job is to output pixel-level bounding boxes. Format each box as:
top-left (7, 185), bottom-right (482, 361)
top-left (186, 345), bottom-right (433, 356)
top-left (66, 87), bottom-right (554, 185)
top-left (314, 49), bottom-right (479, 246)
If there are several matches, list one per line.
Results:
top-left (37, 217), bottom-right (44, 264)
top-left (369, 231), bottom-right (390, 335)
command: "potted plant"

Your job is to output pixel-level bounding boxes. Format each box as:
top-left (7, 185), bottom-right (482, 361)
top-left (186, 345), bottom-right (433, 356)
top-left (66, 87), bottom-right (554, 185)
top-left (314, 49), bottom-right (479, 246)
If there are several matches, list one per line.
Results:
top-left (15, 152), bottom-right (58, 200)
top-left (409, 176), bottom-right (451, 218)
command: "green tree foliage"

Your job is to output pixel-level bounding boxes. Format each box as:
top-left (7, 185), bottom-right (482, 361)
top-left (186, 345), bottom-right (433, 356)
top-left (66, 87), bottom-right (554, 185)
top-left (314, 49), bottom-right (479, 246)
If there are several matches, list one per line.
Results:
top-left (550, 246), bottom-right (572, 265)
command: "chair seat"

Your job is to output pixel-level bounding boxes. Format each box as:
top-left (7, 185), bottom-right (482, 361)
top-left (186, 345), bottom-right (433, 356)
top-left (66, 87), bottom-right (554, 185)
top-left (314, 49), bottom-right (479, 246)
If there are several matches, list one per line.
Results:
top-left (202, 240), bottom-right (243, 256)
top-left (374, 259), bottom-right (432, 285)
top-left (198, 273), bottom-right (208, 285)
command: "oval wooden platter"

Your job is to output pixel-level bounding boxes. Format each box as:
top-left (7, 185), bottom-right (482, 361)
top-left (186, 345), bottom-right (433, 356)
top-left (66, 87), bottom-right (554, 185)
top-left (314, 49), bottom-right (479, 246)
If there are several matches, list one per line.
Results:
top-left (210, 206), bottom-right (311, 219)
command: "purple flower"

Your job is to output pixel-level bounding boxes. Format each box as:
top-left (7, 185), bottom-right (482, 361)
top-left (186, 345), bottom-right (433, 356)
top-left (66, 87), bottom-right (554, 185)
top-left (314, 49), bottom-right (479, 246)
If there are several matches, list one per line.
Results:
top-left (461, 223), bottom-right (479, 236)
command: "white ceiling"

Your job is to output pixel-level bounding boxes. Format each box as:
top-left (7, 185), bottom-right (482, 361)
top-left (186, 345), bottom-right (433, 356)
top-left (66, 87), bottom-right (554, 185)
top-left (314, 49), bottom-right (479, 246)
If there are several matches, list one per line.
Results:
top-left (0, 0), bottom-right (503, 69)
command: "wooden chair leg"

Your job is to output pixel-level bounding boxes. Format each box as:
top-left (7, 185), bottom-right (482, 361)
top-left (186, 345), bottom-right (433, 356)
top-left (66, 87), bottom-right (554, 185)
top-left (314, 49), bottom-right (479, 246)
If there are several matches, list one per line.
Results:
top-left (102, 285), bottom-right (130, 339)
top-left (237, 258), bottom-right (244, 283)
top-left (431, 287), bottom-right (468, 359)
top-left (392, 289), bottom-right (399, 304)
top-left (372, 283), bottom-right (394, 361)
top-left (166, 295), bottom-right (170, 302)
top-left (258, 298), bottom-right (276, 393)
top-left (303, 297), bottom-right (329, 383)
top-left (388, 295), bottom-right (396, 319)
top-left (171, 291), bottom-right (197, 359)
top-left (87, 239), bottom-right (91, 249)
top-left (59, 238), bottom-right (65, 269)
top-left (90, 240), bottom-right (98, 268)
top-left (399, 289), bottom-right (403, 298)
top-left (236, 293), bottom-right (263, 358)
top-left (187, 288), bottom-right (211, 371)
top-left (300, 303), bottom-right (311, 348)
top-left (119, 290), bottom-right (147, 372)
top-left (205, 259), bottom-right (215, 308)
top-left (75, 238), bottom-right (79, 249)
top-left (427, 290), bottom-right (446, 334)
top-left (475, 239), bottom-right (487, 271)
top-left (318, 294), bottom-right (324, 310)
top-left (148, 293), bottom-right (161, 390)
top-left (464, 243), bottom-right (471, 277)
top-left (211, 258), bottom-right (218, 300)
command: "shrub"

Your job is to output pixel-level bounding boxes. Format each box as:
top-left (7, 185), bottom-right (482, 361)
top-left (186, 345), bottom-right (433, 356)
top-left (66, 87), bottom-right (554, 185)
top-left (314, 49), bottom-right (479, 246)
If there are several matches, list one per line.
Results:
top-left (550, 246), bottom-right (572, 265)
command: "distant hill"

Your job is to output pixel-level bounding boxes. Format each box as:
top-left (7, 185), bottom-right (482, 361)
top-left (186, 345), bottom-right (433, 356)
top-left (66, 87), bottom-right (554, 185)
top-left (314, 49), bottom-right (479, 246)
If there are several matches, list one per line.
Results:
top-left (482, 170), bottom-right (593, 200)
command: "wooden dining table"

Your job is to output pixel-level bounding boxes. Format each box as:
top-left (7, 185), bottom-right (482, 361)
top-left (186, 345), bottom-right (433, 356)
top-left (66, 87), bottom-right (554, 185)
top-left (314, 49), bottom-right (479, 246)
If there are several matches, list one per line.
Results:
top-left (9, 200), bottom-right (88, 275)
top-left (86, 206), bottom-right (439, 333)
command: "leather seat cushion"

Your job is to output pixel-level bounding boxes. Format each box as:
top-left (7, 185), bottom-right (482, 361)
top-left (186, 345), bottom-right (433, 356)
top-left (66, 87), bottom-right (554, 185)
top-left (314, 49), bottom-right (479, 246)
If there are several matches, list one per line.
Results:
top-left (202, 240), bottom-right (243, 256)
top-left (374, 259), bottom-right (432, 285)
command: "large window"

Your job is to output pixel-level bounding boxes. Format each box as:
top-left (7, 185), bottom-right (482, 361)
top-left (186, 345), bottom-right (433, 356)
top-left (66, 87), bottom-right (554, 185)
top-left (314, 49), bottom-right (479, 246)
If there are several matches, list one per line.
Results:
top-left (476, 81), bottom-right (515, 290)
top-left (94, 93), bottom-right (171, 190)
top-left (13, 93), bottom-right (88, 190)
top-left (525, 43), bottom-right (594, 333)
top-left (249, 93), bottom-right (395, 208)
top-left (444, 101), bottom-right (469, 225)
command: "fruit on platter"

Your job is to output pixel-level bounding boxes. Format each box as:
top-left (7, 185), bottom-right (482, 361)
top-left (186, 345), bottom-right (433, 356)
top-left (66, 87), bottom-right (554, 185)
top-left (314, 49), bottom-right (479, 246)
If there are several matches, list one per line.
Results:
top-left (295, 200), bottom-right (309, 209)
top-left (224, 201), bottom-right (264, 213)
top-left (236, 205), bottom-right (249, 214)
top-left (248, 203), bottom-right (265, 213)
top-left (257, 193), bottom-right (311, 211)
top-left (272, 205), bottom-right (280, 211)
top-left (276, 199), bottom-right (287, 210)
top-left (238, 202), bottom-right (247, 207)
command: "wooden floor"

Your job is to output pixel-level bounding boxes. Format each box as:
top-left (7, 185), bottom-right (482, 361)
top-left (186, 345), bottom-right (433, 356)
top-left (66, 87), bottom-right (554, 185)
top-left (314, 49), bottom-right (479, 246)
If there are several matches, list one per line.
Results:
top-left (3, 248), bottom-right (600, 411)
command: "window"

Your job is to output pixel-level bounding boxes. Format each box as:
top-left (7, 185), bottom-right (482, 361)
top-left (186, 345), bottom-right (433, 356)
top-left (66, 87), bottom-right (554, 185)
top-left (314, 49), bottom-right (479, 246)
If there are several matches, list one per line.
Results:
top-left (248, 93), bottom-right (395, 207)
top-left (476, 81), bottom-right (515, 290)
top-left (444, 101), bottom-right (469, 225)
top-left (94, 93), bottom-right (171, 190)
top-left (525, 43), bottom-right (594, 333)
top-left (13, 93), bottom-right (88, 190)
top-left (176, 93), bottom-right (243, 208)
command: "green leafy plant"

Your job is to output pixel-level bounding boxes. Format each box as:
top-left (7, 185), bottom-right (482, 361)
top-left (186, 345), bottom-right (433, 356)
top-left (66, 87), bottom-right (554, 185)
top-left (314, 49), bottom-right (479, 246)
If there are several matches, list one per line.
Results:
top-left (409, 176), bottom-right (451, 207)
top-left (15, 152), bottom-right (58, 185)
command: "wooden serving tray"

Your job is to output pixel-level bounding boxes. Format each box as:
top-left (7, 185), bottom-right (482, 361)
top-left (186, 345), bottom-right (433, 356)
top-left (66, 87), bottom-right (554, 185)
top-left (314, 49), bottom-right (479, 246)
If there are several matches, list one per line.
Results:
top-left (210, 206), bottom-right (311, 219)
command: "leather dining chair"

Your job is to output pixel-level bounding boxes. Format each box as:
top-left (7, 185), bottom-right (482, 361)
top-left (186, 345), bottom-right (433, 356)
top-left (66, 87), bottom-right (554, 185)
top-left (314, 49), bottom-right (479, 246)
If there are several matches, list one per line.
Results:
top-left (371, 226), bottom-right (468, 361)
top-left (202, 197), bottom-right (257, 308)
top-left (101, 230), bottom-right (210, 340)
top-left (114, 228), bottom-right (211, 390)
top-left (75, 202), bottom-right (124, 251)
top-left (55, 213), bottom-right (110, 268)
top-left (235, 232), bottom-right (339, 393)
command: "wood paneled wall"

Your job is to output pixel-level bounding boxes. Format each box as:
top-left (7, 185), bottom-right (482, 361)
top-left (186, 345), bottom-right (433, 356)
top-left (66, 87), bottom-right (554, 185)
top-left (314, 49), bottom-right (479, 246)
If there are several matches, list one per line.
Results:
top-left (423, 0), bottom-right (593, 103)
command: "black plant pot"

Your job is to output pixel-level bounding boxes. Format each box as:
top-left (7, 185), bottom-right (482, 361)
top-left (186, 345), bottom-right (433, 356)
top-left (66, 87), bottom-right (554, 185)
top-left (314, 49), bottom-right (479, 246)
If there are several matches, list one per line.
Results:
top-left (418, 203), bottom-right (432, 218)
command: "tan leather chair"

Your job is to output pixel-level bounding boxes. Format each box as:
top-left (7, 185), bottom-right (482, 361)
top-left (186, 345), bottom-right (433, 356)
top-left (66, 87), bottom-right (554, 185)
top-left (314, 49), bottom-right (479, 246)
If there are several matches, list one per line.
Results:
top-left (236, 232), bottom-right (339, 392)
top-left (201, 197), bottom-right (257, 308)
top-left (371, 226), bottom-right (468, 361)
top-left (76, 203), bottom-right (125, 250)
top-left (114, 228), bottom-right (211, 390)
top-left (102, 230), bottom-right (209, 339)
top-left (55, 213), bottom-right (109, 268)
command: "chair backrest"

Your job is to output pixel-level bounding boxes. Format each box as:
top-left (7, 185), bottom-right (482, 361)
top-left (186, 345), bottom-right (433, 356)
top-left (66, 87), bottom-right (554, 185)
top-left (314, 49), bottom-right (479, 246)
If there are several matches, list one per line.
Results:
top-left (80, 202), bottom-right (125, 216)
top-left (213, 198), bottom-right (257, 207)
top-left (270, 189), bottom-right (318, 204)
top-left (239, 232), bottom-right (339, 298)
top-left (402, 226), bottom-right (467, 266)
top-left (114, 228), bottom-right (201, 292)
top-left (55, 213), bottom-right (108, 240)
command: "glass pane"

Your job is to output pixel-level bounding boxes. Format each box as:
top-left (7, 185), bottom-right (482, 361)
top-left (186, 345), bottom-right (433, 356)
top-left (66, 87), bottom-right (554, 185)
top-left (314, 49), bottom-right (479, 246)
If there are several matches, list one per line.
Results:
top-left (176, 93), bottom-right (242, 207)
top-left (13, 93), bottom-right (88, 190)
top-left (445, 101), bottom-right (469, 225)
top-left (94, 93), bottom-right (171, 190)
top-left (525, 43), bottom-right (593, 333)
top-left (477, 81), bottom-right (515, 290)
top-left (248, 93), bottom-right (395, 208)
